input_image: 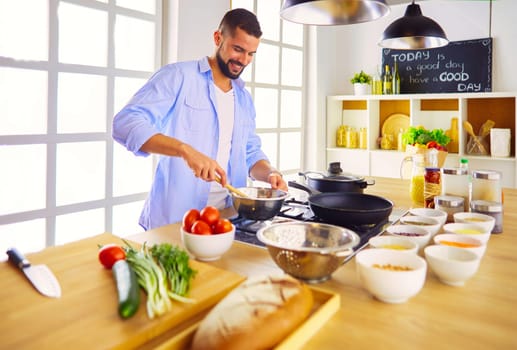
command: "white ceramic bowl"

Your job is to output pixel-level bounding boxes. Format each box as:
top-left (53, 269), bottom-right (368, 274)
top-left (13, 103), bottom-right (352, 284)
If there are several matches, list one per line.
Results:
top-left (355, 249), bottom-right (427, 304)
top-left (409, 208), bottom-right (448, 227)
top-left (424, 245), bottom-right (481, 286)
top-left (386, 224), bottom-right (431, 250)
top-left (442, 222), bottom-right (491, 244)
top-left (400, 215), bottom-right (442, 236)
top-left (453, 212), bottom-right (496, 233)
top-left (368, 235), bottom-right (418, 254)
top-left (433, 233), bottom-right (487, 258)
top-left (181, 226), bottom-right (235, 261)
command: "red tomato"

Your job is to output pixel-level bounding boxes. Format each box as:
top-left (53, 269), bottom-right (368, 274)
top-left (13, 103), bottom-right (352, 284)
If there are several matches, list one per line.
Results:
top-left (191, 220), bottom-right (213, 235)
top-left (182, 209), bottom-right (200, 232)
top-left (213, 218), bottom-right (233, 234)
top-left (200, 206), bottom-right (220, 226)
top-left (98, 244), bottom-right (126, 269)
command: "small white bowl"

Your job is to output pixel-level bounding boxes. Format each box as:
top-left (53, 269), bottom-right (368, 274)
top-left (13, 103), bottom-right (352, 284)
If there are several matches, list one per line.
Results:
top-left (442, 222), bottom-right (491, 244)
top-left (386, 224), bottom-right (431, 250)
top-left (409, 208), bottom-right (448, 227)
top-left (181, 226), bottom-right (235, 261)
top-left (424, 245), bottom-right (481, 286)
top-left (400, 215), bottom-right (442, 236)
top-left (453, 212), bottom-right (496, 233)
top-left (433, 233), bottom-right (487, 258)
top-left (368, 235), bottom-right (418, 254)
top-left (356, 249), bottom-right (427, 304)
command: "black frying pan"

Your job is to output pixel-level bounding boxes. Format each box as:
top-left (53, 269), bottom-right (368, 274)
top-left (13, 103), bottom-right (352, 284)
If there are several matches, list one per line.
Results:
top-left (289, 181), bottom-right (393, 227)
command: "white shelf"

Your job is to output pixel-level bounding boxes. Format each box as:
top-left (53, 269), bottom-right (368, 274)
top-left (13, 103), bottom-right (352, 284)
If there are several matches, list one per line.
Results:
top-left (326, 92), bottom-right (517, 188)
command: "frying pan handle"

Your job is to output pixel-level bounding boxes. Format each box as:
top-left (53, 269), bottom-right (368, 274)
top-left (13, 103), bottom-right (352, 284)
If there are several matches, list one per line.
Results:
top-left (288, 181), bottom-right (319, 195)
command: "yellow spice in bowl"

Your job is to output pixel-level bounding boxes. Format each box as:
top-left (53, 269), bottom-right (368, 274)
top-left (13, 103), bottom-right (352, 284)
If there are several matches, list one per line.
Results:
top-left (454, 228), bottom-right (483, 234)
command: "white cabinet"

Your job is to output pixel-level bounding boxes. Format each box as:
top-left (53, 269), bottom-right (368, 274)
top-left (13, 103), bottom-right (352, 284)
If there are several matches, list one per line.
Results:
top-left (326, 92), bottom-right (517, 188)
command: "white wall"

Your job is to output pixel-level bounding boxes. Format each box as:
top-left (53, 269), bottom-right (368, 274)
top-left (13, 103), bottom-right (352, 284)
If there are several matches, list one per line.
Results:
top-left (165, 0), bottom-right (230, 63)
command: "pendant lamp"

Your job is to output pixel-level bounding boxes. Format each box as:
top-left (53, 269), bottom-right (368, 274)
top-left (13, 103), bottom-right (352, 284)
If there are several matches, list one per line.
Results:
top-left (280, 0), bottom-right (390, 25)
top-left (379, 0), bottom-right (448, 49)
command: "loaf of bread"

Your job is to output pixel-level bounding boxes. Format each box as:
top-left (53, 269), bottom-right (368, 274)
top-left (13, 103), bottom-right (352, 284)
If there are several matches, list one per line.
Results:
top-left (190, 275), bottom-right (314, 350)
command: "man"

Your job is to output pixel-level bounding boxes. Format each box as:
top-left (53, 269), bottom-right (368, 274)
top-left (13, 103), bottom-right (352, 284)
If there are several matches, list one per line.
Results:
top-left (113, 8), bottom-right (287, 230)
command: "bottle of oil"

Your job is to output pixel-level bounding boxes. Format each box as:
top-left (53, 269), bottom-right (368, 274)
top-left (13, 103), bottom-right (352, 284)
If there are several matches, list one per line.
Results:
top-left (392, 58), bottom-right (400, 94)
top-left (372, 65), bottom-right (383, 95)
top-left (383, 64), bottom-right (392, 95)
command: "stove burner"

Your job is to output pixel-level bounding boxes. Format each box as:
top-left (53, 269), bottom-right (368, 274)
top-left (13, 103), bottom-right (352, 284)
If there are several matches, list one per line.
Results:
top-left (232, 202), bottom-right (407, 264)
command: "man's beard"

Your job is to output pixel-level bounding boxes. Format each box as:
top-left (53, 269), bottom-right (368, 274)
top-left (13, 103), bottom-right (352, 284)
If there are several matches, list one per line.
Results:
top-left (216, 50), bottom-right (245, 80)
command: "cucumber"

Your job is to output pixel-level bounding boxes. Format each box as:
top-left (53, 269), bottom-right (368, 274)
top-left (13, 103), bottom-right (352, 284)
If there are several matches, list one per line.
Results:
top-left (112, 259), bottom-right (140, 319)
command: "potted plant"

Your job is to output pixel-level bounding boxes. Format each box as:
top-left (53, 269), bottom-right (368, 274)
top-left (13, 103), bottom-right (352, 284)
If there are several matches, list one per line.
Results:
top-left (350, 70), bottom-right (372, 95)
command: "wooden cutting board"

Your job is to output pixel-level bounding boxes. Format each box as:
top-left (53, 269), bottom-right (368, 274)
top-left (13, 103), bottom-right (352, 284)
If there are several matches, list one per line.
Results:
top-left (0, 233), bottom-right (246, 349)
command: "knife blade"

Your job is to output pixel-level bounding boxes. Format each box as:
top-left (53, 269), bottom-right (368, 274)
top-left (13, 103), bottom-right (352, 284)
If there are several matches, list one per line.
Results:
top-left (6, 247), bottom-right (62, 298)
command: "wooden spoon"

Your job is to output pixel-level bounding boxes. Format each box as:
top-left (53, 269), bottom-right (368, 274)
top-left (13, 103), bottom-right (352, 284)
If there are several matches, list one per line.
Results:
top-left (463, 121), bottom-right (488, 154)
top-left (479, 119), bottom-right (495, 138)
top-left (214, 176), bottom-right (249, 198)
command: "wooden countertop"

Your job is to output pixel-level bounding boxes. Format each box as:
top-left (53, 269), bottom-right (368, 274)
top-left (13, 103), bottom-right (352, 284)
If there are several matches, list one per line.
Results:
top-left (1, 177), bottom-right (515, 349)
top-left (128, 177), bottom-right (517, 349)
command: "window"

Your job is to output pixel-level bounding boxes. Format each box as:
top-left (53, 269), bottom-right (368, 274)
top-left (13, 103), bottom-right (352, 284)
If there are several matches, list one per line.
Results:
top-left (232, 0), bottom-right (305, 181)
top-left (0, 0), bottom-right (161, 254)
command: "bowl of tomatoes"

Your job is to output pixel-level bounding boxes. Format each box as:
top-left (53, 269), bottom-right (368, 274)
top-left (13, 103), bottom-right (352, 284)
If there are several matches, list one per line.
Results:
top-left (180, 206), bottom-right (235, 261)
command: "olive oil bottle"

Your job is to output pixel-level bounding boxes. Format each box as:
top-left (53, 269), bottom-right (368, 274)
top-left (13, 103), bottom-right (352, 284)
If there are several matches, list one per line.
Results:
top-left (383, 64), bottom-right (392, 95)
top-left (372, 65), bottom-right (383, 95)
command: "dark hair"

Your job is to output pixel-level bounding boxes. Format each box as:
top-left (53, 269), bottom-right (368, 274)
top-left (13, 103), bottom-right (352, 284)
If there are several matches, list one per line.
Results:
top-left (218, 8), bottom-right (262, 38)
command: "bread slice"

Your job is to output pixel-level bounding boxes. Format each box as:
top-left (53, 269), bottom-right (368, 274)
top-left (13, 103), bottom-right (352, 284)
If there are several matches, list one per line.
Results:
top-left (191, 275), bottom-right (314, 350)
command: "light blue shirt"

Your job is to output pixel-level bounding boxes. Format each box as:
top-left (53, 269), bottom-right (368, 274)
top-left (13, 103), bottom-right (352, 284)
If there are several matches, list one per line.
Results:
top-left (113, 57), bottom-right (268, 230)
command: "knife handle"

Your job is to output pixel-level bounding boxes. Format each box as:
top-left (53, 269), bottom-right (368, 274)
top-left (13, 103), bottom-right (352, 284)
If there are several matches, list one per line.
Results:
top-left (6, 248), bottom-right (31, 269)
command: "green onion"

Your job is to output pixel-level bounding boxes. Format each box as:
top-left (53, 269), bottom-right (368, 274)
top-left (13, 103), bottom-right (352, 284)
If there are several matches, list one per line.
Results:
top-left (123, 240), bottom-right (197, 319)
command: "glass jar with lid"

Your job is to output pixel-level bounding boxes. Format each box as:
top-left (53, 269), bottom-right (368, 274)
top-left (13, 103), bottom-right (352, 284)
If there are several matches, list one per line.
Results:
top-left (441, 167), bottom-right (470, 211)
top-left (470, 200), bottom-right (503, 234)
top-left (472, 170), bottom-right (502, 203)
top-left (434, 195), bottom-right (465, 223)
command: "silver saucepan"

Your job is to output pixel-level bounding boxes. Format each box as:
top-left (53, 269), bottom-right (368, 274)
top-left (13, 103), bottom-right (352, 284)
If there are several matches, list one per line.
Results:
top-left (231, 187), bottom-right (289, 221)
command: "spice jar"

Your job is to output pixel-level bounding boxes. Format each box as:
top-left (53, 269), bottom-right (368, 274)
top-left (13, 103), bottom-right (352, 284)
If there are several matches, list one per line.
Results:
top-left (470, 200), bottom-right (503, 234)
top-left (434, 195), bottom-right (464, 223)
top-left (472, 170), bottom-right (502, 203)
top-left (424, 167), bottom-right (441, 208)
top-left (441, 167), bottom-right (470, 211)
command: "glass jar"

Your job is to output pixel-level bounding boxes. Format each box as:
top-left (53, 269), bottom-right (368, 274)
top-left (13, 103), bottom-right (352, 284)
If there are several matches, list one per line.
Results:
top-left (347, 127), bottom-right (358, 148)
top-left (424, 167), bottom-right (441, 208)
top-left (470, 200), bottom-right (503, 234)
top-left (434, 195), bottom-right (465, 223)
top-left (441, 167), bottom-right (470, 211)
top-left (336, 125), bottom-right (346, 147)
top-left (472, 170), bottom-right (502, 203)
top-left (359, 127), bottom-right (368, 149)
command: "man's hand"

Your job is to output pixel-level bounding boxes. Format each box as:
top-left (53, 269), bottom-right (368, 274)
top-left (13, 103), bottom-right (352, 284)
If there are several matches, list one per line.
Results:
top-left (180, 143), bottom-right (227, 184)
top-left (268, 171), bottom-right (288, 191)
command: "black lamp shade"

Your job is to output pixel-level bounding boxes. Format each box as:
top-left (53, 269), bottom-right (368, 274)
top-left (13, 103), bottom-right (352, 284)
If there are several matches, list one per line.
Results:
top-left (280, 0), bottom-right (390, 25)
top-left (379, 2), bottom-right (448, 49)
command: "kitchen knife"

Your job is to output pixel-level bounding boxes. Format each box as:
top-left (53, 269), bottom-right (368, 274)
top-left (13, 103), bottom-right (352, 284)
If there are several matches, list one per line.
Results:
top-left (6, 247), bottom-right (62, 298)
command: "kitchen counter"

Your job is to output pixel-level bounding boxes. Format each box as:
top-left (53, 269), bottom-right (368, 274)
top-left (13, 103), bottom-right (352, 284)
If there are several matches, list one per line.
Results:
top-left (1, 177), bottom-right (515, 349)
top-left (128, 177), bottom-right (517, 349)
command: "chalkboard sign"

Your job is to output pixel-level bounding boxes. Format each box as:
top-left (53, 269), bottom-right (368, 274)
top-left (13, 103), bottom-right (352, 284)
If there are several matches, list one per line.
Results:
top-left (382, 38), bottom-right (492, 93)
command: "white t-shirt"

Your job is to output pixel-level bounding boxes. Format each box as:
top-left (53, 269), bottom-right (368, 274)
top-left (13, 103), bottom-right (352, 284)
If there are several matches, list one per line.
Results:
top-left (207, 85), bottom-right (235, 208)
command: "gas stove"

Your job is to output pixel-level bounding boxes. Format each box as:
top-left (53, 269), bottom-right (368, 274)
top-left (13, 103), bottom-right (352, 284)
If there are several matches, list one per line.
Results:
top-left (231, 197), bottom-right (407, 263)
